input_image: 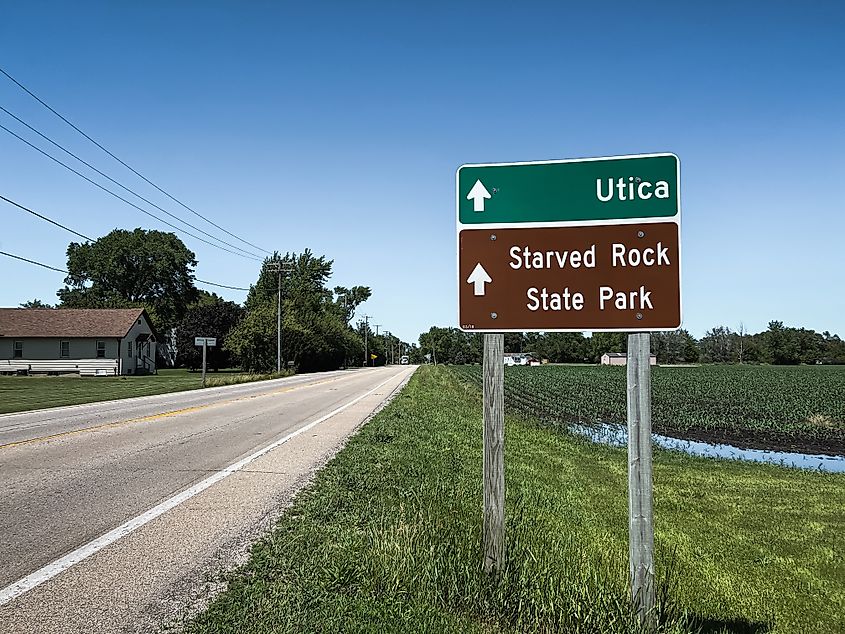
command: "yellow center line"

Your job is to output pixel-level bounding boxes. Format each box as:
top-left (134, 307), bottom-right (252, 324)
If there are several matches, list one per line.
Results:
top-left (0, 373), bottom-right (353, 451)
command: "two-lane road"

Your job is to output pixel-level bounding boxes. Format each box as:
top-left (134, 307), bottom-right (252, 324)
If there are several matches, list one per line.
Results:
top-left (0, 365), bottom-right (415, 633)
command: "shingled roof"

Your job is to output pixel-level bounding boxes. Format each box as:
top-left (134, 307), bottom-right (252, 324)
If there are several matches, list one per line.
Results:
top-left (0, 308), bottom-right (148, 338)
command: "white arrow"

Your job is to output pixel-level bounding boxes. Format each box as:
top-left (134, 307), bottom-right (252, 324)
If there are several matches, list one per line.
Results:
top-left (467, 179), bottom-right (491, 212)
top-left (467, 263), bottom-right (492, 296)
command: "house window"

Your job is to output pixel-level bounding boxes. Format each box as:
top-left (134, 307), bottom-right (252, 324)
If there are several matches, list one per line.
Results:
top-left (127, 341), bottom-right (133, 357)
top-left (60, 341), bottom-right (70, 358)
top-left (13, 341), bottom-right (23, 359)
top-left (96, 341), bottom-right (106, 358)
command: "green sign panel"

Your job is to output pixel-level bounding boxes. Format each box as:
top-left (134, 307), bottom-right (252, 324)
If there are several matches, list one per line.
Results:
top-left (457, 153), bottom-right (679, 225)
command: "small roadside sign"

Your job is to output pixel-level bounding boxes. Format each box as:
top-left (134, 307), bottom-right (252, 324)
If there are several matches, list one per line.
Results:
top-left (194, 337), bottom-right (217, 347)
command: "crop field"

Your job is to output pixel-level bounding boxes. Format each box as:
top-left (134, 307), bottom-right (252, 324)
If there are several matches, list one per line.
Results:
top-left (450, 364), bottom-right (845, 453)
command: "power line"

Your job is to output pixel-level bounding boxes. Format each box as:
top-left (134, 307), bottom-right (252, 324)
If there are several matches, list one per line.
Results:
top-left (195, 279), bottom-right (249, 292)
top-left (0, 194), bottom-right (94, 242)
top-left (1, 193), bottom-right (251, 292)
top-left (0, 65), bottom-right (272, 256)
top-left (0, 122), bottom-right (262, 261)
top-left (0, 250), bottom-right (67, 274)
top-left (0, 104), bottom-right (261, 259)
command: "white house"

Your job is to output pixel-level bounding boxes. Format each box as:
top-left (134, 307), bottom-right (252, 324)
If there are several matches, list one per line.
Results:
top-left (600, 352), bottom-right (657, 366)
top-left (0, 308), bottom-right (157, 376)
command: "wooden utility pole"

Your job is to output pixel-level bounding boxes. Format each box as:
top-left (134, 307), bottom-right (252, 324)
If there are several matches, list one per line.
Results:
top-left (483, 333), bottom-right (505, 573)
top-left (627, 332), bottom-right (655, 626)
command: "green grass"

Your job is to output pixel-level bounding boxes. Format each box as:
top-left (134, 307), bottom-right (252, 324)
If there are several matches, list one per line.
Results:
top-left (183, 366), bottom-right (844, 634)
top-left (451, 364), bottom-right (845, 445)
top-left (0, 368), bottom-right (292, 414)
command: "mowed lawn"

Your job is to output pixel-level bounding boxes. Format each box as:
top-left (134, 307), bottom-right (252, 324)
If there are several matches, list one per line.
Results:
top-left (0, 369), bottom-right (283, 415)
top-left (184, 366), bottom-right (844, 634)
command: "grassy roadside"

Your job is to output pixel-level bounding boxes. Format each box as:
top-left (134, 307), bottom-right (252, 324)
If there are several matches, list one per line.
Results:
top-left (0, 368), bottom-right (293, 414)
top-left (184, 366), bottom-right (844, 633)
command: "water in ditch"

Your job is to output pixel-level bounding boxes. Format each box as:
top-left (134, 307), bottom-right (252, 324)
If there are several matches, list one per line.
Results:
top-left (571, 422), bottom-right (845, 474)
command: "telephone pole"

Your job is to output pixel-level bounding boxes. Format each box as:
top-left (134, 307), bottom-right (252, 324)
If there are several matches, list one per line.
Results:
top-left (361, 315), bottom-right (371, 367)
top-left (373, 325), bottom-right (382, 367)
top-left (265, 261), bottom-right (293, 373)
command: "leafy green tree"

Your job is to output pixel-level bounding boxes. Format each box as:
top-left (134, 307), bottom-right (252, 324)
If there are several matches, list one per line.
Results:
top-left (418, 326), bottom-right (475, 365)
top-left (19, 299), bottom-right (53, 308)
top-left (528, 332), bottom-right (589, 363)
top-left (821, 332), bottom-right (845, 364)
top-left (58, 228), bottom-right (198, 332)
top-left (224, 300), bottom-right (277, 372)
top-left (228, 250), bottom-right (367, 372)
top-left (700, 326), bottom-right (734, 363)
top-left (761, 320), bottom-right (800, 365)
top-left (588, 332), bottom-right (626, 362)
top-left (333, 285), bottom-right (372, 323)
top-left (651, 329), bottom-right (699, 363)
top-left (176, 298), bottom-right (244, 370)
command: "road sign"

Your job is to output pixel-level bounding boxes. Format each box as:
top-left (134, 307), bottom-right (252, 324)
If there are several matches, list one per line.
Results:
top-left (457, 153), bottom-right (681, 332)
top-left (458, 153), bottom-right (679, 225)
top-left (460, 222), bottom-right (680, 331)
top-left (194, 337), bottom-right (217, 347)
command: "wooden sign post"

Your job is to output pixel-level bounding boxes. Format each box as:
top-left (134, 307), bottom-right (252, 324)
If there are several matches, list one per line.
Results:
top-left (627, 332), bottom-right (655, 625)
top-left (482, 333), bottom-right (505, 573)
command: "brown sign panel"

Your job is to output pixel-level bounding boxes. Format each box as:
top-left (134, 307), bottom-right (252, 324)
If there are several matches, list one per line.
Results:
top-left (459, 222), bottom-right (681, 332)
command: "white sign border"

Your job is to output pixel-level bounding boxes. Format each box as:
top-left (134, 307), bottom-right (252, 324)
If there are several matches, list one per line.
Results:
top-left (455, 152), bottom-right (683, 334)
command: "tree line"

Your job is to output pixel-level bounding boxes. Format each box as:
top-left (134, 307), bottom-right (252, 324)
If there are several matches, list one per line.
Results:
top-left (19, 228), bottom-right (399, 373)
top-left (415, 321), bottom-right (845, 366)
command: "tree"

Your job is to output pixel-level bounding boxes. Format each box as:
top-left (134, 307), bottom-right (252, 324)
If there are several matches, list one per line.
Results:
top-left (651, 329), bottom-right (699, 364)
top-left (761, 320), bottom-right (800, 365)
top-left (700, 326), bottom-right (734, 363)
top-left (588, 332), bottom-right (626, 362)
top-left (224, 301), bottom-right (278, 372)
top-left (57, 228), bottom-right (198, 332)
top-left (418, 327), bottom-right (476, 365)
top-left (333, 285), bottom-right (372, 323)
top-left (175, 297), bottom-right (244, 370)
top-left (227, 250), bottom-right (368, 373)
top-left (19, 299), bottom-right (53, 308)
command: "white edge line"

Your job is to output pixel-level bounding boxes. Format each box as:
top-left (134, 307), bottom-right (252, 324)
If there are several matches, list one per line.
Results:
top-left (0, 368), bottom-right (411, 607)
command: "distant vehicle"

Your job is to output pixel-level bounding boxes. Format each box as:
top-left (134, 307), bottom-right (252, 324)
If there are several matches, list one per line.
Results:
top-left (400, 355), bottom-right (409, 365)
top-left (504, 353), bottom-right (539, 367)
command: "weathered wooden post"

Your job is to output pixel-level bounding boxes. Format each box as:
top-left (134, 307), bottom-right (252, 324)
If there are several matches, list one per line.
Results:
top-left (201, 339), bottom-right (208, 388)
top-left (483, 333), bottom-right (505, 573)
top-left (627, 332), bottom-right (655, 626)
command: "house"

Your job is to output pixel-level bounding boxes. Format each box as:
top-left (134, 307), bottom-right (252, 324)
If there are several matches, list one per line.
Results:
top-left (600, 352), bottom-right (657, 366)
top-left (503, 353), bottom-right (539, 367)
top-left (0, 308), bottom-right (157, 376)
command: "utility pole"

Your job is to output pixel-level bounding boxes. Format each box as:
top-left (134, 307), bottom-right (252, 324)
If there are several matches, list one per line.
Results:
top-left (265, 261), bottom-right (293, 373)
top-left (374, 325), bottom-right (382, 367)
top-left (362, 315), bottom-right (371, 367)
top-left (384, 330), bottom-right (390, 365)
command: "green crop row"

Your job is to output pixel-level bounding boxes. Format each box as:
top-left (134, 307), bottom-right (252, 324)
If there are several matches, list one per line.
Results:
top-left (449, 364), bottom-right (845, 446)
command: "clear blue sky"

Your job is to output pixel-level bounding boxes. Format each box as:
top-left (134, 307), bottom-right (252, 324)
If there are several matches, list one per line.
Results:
top-left (1, 2), bottom-right (843, 343)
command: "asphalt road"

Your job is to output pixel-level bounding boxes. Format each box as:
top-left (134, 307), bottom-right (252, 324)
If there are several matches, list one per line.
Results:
top-left (0, 365), bottom-right (415, 633)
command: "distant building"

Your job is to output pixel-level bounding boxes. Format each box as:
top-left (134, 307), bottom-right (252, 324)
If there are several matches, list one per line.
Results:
top-left (600, 352), bottom-right (657, 366)
top-left (0, 308), bottom-right (157, 376)
top-left (504, 353), bottom-right (539, 366)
